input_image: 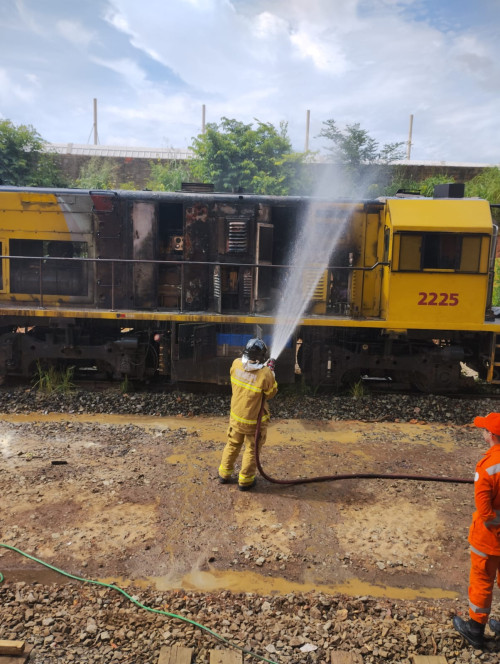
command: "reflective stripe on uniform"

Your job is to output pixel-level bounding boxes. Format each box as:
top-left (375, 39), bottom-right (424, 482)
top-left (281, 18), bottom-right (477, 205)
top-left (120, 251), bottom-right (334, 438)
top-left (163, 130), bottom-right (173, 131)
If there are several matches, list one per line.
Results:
top-left (230, 376), bottom-right (263, 393)
top-left (230, 410), bottom-right (270, 425)
top-left (239, 471), bottom-right (255, 483)
top-left (264, 381), bottom-right (278, 396)
top-left (470, 545), bottom-right (488, 557)
top-left (469, 600), bottom-right (491, 614)
top-left (486, 463), bottom-right (500, 476)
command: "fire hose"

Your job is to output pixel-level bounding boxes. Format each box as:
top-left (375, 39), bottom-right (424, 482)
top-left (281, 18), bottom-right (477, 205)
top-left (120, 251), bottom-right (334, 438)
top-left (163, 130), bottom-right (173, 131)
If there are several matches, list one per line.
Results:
top-left (254, 397), bottom-right (474, 486)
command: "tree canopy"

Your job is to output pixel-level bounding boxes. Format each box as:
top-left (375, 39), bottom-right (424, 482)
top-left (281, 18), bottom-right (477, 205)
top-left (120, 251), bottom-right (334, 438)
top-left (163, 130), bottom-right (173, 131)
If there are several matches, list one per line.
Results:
top-left (75, 157), bottom-right (118, 190)
top-left (190, 118), bottom-right (311, 195)
top-left (0, 119), bottom-right (67, 187)
top-left (146, 159), bottom-right (192, 192)
top-left (318, 119), bottom-right (405, 168)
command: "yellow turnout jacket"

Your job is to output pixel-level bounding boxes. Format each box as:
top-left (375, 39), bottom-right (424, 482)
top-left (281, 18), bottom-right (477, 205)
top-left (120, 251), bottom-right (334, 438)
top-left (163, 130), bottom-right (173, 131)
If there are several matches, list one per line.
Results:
top-left (229, 358), bottom-right (278, 433)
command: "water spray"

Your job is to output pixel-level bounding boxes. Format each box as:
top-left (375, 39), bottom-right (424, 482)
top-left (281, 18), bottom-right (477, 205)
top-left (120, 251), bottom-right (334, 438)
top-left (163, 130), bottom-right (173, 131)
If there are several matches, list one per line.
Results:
top-left (269, 203), bottom-right (350, 362)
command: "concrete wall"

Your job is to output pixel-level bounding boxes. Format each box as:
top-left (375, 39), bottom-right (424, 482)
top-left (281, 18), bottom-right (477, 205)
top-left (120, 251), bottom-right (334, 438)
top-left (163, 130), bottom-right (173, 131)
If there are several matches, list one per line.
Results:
top-left (56, 154), bottom-right (159, 188)
top-left (55, 153), bottom-right (488, 191)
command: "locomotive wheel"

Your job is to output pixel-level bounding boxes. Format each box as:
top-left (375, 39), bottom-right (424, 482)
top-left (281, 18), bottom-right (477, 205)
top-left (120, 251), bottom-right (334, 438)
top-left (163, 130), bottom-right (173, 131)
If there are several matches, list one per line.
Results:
top-left (341, 369), bottom-right (362, 389)
top-left (411, 367), bottom-right (458, 393)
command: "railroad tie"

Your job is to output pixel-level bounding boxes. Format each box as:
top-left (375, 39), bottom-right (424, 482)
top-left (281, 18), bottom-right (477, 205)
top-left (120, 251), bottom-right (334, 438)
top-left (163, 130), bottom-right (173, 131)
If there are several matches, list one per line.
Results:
top-left (157, 645), bottom-right (193, 664)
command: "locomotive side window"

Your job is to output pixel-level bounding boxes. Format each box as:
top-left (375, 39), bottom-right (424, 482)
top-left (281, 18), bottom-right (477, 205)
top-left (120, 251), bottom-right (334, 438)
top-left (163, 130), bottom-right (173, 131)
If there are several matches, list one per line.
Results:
top-left (397, 232), bottom-right (486, 273)
top-left (398, 234), bottom-right (422, 270)
top-left (9, 239), bottom-right (88, 295)
top-left (460, 236), bottom-right (482, 272)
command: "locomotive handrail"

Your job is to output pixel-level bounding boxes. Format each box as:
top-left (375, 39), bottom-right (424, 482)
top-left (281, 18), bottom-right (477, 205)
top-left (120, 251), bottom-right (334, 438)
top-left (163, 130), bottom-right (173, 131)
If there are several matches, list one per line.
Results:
top-left (1, 255), bottom-right (388, 271)
top-left (1, 255), bottom-right (388, 313)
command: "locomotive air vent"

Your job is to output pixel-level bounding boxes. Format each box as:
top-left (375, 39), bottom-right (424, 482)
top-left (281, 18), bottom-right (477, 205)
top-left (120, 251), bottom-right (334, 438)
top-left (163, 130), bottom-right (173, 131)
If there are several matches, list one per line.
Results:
top-left (227, 217), bottom-right (249, 254)
top-left (181, 182), bottom-right (215, 193)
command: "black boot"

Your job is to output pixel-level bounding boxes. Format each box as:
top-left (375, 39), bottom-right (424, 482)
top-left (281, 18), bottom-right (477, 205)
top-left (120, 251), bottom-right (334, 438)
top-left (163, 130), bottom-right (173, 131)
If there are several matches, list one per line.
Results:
top-left (489, 617), bottom-right (500, 635)
top-left (452, 616), bottom-right (485, 648)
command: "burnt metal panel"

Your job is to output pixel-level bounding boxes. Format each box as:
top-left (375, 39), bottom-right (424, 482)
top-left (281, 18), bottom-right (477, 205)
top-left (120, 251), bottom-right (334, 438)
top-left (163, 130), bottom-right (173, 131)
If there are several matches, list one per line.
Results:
top-left (176, 323), bottom-right (219, 382)
top-left (178, 323), bottom-right (217, 361)
top-left (92, 193), bottom-right (130, 309)
top-left (183, 203), bottom-right (210, 311)
top-left (132, 201), bottom-right (157, 309)
top-left (184, 203), bottom-right (209, 261)
top-left (183, 264), bottom-right (210, 310)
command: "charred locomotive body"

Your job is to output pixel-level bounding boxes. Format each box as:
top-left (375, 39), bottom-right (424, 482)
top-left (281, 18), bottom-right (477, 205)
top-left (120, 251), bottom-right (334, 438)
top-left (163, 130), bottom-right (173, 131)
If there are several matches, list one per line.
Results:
top-left (0, 185), bottom-right (498, 393)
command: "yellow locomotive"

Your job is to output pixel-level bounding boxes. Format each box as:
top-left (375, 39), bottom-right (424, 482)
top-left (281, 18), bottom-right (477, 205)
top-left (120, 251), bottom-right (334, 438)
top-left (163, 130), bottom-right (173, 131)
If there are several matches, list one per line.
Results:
top-left (0, 183), bottom-right (497, 392)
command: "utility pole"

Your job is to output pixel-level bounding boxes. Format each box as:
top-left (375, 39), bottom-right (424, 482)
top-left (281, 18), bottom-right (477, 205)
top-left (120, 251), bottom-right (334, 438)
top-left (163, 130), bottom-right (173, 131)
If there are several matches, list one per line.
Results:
top-left (202, 104), bottom-right (206, 134)
top-left (406, 114), bottom-right (413, 160)
top-left (93, 98), bottom-right (99, 145)
top-left (305, 109), bottom-right (310, 152)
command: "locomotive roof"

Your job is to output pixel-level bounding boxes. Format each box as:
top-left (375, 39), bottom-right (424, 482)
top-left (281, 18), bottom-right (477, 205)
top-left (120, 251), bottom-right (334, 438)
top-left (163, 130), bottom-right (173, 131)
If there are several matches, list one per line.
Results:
top-left (386, 197), bottom-right (493, 233)
top-left (0, 185), bottom-right (384, 207)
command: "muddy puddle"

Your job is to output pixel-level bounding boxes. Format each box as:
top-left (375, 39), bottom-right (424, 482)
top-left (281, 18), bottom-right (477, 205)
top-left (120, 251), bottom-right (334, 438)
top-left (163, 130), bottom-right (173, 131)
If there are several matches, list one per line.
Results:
top-left (0, 413), bottom-right (477, 600)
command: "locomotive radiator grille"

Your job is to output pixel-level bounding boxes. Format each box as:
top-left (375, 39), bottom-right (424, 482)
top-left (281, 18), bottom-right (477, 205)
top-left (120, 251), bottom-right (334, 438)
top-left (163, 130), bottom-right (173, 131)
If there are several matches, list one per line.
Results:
top-left (302, 269), bottom-right (328, 301)
top-left (227, 217), bottom-right (249, 253)
top-left (213, 267), bottom-right (221, 299)
top-left (243, 269), bottom-right (252, 299)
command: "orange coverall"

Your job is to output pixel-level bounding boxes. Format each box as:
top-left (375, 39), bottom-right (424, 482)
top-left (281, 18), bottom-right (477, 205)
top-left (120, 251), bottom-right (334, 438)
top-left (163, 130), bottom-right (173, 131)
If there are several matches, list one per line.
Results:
top-left (218, 357), bottom-right (278, 487)
top-left (468, 444), bottom-right (500, 623)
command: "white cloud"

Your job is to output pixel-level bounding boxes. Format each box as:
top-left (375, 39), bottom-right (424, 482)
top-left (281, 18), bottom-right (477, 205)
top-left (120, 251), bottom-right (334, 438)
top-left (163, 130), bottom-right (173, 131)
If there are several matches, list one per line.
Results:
top-left (56, 19), bottom-right (95, 46)
top-left (290, 31), bottom-right (349, 74)
top-left (0, 68), bottom-right (37, 104)
top-left (1, 0), bottom-right (499, 163)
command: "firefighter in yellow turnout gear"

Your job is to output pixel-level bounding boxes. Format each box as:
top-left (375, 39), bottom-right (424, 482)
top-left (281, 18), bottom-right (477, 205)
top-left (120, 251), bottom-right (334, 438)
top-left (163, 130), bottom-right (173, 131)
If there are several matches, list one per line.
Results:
top-left (218, 338), bottom-right (278, 491)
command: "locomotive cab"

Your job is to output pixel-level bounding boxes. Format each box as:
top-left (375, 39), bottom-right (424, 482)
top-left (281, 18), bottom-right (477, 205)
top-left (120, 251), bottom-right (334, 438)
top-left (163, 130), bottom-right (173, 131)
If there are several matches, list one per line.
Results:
top-left (383, 197), bottom-right (493, 327)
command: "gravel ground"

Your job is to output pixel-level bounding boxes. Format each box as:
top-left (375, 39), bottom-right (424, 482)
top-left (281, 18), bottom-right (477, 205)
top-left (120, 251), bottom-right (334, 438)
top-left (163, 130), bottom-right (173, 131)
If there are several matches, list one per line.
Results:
top-left (2, 385), bottom-right (500, 663)
top-left (1, 583), bottom-right (499, 664)
top-left (0, 385), bottom-right (499, 424)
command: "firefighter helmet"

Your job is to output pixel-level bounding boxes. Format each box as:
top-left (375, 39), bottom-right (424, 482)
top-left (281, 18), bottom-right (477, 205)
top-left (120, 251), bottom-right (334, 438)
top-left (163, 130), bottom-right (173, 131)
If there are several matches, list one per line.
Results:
top-left (243, 338), bottom-right (268, 363)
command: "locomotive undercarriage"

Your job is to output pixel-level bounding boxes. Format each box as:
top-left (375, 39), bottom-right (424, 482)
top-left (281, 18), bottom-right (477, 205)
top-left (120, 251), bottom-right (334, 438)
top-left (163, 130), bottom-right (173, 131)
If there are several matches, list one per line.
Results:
top-left (298, 328), bottom-right (485, 393)
top-left (0, 320), bottom-right (491, 393)
top-left (0, 321), bottom-right (160, 382)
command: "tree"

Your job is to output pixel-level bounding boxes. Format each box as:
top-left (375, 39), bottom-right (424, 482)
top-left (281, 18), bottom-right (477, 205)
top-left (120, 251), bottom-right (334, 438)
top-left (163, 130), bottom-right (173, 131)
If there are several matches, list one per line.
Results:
top-left (381, 171), bottom-right (455, 197)
top-left (319, 119), bottom-right (405, 168)
top-left (146, 159), bottom-right (192, 191)
top-left (75, 157), bottom-right (118, 189)
top-left (466, 167), bottom-right (500, 209)
top-left (190, 118), bottom-right (311, 195)
top-left (0, 119), bottom-right (67, 187)
top-left (466, 168), bottom-right (500, 306)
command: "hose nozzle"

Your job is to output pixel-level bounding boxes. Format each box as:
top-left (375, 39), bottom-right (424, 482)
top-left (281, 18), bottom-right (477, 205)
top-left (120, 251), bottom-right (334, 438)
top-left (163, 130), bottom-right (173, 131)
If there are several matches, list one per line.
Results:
top-left (267, 358), bottom-right (276, 372)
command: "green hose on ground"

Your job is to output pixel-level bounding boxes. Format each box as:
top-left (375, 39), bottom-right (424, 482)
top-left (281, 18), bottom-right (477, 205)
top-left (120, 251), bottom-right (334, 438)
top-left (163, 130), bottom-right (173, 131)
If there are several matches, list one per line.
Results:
top-left (0, 543), bottom-right (279, 664)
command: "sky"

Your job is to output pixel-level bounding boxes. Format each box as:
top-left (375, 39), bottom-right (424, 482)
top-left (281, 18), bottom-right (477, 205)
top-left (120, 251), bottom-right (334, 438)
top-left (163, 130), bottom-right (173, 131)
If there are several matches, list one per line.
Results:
top-left (1, 0), bottom-right (500, 164)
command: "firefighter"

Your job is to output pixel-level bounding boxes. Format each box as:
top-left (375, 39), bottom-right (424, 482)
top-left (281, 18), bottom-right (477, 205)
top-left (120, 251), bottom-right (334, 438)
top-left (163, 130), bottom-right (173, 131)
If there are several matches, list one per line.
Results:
top-left (218, 338), bottom-right (277, 491)
top-left (453, 412), bottom-right (500, 648)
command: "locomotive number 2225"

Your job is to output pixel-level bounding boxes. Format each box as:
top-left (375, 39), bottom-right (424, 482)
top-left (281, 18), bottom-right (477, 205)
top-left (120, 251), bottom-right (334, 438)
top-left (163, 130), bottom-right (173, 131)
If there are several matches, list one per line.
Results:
top-left (417, 292), bottom-right (459, 306)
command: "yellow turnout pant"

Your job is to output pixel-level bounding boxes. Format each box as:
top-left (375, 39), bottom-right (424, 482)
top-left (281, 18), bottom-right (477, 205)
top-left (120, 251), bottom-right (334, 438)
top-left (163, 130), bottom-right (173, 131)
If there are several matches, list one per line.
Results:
top-left (219, 425), bottom-right (267, 487)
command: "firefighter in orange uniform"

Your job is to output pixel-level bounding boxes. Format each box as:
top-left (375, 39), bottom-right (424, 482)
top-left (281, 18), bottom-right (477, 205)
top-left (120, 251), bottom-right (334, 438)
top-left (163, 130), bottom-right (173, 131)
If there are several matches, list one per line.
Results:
top-left (218, 338), bottom-right (277, 491)
top-left (453, 412), bottom-right (500, 648)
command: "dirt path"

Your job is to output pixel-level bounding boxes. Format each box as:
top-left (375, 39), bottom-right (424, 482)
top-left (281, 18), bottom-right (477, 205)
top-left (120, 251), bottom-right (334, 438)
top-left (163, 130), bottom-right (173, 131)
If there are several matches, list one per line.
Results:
top-left (0, 413), bottom-right (481, 604)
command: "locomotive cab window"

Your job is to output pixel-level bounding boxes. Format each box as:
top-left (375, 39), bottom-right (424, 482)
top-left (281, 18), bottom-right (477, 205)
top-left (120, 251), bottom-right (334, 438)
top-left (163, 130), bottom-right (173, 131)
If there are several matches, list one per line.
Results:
top-left (396, 232), bottom-right (487, 273)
